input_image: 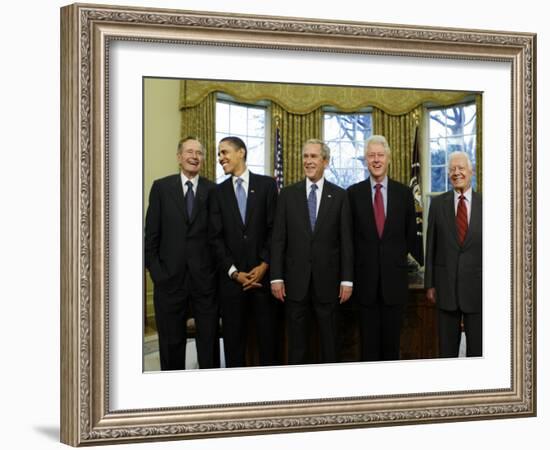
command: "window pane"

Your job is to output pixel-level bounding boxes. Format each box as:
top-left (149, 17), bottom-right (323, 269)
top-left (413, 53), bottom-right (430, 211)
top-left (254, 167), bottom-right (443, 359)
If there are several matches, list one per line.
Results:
top-left (247, 164), bottom-right (265, 175)
top-left (215, 101), bottom-right (267, 184)
top-left (444, 106), bottom-right (466, 136)
top-left (229, 104), bottom-right (248, 136)
top-left (463, 104), bottom-right (477, 136)
top-left (430, 139), bottom-right (446, 165)
top-left (324, 114), bottom-right (341, 141)
top-left (356, 114), bottom-right (373, 141)
top-left (431, 166), bottom-right (447, 193)
top-left (323, 112), bottom-right (372, 189)
top-left (216, 103), bottom-right (229, 133)
top-left (429, 110), bottom-right (447, 139)
top-left (246, 137), bottom-right (265, 166)
top-left (464, 135), bottom-right (476, 165)
top-left (447, 136), bottom-right (465, 154)
top-left (248, 108), bottom-right (265, 137)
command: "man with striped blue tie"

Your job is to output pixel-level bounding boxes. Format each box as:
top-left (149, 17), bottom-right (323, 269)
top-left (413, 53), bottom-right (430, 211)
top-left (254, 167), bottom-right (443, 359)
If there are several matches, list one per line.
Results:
top-left (271, 139), bottom-right (353, 364)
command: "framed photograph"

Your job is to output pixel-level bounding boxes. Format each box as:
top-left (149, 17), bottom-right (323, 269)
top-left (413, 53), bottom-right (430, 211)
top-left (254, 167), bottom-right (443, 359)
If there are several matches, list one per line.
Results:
top-left (60, 3), bottom-right (536, 446)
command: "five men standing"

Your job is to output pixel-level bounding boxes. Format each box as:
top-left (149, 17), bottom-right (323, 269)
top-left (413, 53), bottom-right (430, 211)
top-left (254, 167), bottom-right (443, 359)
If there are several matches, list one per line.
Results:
top-left (145, 134), bottom-right (482, 369)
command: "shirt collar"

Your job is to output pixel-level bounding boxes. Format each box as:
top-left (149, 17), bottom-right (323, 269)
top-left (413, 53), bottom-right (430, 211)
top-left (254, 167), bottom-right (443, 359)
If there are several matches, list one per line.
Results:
top-left (232, 168), bottom-right (250, 186)
top-left (306, 176), bottom-right (325, 191)
top-left (454, 186), bottom-right (472, 202)
top-left (369, 175), bottom-right (388, 190)
top-left (181, 172), bottom-right (199, 189)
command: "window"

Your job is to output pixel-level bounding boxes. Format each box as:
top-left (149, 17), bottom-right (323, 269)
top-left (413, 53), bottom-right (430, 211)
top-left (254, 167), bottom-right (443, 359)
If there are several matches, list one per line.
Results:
top-left (215, 101), bottom-right (268, 183)
top-left (323, 112), bottom-right (372, 189)
top-left (427, 103), bottom-right (477, 194)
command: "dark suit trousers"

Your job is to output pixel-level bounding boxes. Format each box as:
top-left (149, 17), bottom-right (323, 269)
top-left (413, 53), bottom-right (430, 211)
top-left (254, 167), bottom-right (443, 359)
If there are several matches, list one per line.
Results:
top-left (286, 279), bottom-right (339, 365)
top-left (153, 274), bottom-right (218, 370)
top-left (438, 309), bottom-right (482, 358)
top-left (220, 287), bottom-right (280, 368)
top-left (358, 281), bottom-right (404, 361)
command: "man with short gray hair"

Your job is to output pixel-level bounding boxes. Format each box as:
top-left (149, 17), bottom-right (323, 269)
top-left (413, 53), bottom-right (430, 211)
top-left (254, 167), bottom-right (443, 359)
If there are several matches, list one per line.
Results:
top-left (425, 151), bottom-right (482, 357)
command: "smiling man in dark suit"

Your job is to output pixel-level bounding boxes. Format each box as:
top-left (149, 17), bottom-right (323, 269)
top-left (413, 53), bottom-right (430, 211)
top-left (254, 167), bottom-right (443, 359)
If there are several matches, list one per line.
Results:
top-left (425, 151), bottom-right (482, 358)
top-left (209, 136), bottom-right (280, 367)
top-left (271, 139), bottom-right (353, 365)
top-left (144, 136), bottom-right (218, 371)
top-left (347, 135), bottom-right (417, 362)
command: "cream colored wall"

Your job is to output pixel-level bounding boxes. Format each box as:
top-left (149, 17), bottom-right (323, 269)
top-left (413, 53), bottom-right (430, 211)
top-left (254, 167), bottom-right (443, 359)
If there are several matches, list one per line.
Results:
top-left (144, 78), bottom-right (181, 214)
top-left (143, 78), bottom-right (181, 328)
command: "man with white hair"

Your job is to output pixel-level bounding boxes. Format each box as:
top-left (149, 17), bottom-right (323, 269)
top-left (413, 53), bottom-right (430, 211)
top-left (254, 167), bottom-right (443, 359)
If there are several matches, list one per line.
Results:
top-left (348, 135), bottom-right (417, 361)
top-left (425, 151), bottom-right (482, 357)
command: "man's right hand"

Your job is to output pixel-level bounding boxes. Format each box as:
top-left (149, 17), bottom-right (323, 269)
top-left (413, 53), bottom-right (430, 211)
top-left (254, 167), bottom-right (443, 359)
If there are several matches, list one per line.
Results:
top-left (426, 287), bottom-right (436, 304)
top-left (271, 281), bottom-right (286, 302)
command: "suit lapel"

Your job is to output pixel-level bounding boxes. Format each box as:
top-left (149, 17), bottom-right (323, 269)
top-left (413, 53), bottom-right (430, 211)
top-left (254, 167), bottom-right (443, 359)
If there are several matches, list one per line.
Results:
top-left (363, 179), bottom-right (377, 237)
top-left (297, 180), bottom-right (313, 236)
top-left (188, 176), bottom-right (206, 225)
top-left (168, 174), bottom-right (188, 221)
top-left (442, 191), bottom-right (460, 247)
top-left (222, 177), bottom-right (245, 229)
top-left (462, 191), bottom-right (480, 248)
top-left (245, 172), bottom-right (258, 227)
top-left (381, 179), bottom-right (394, 240)
top-left (314, 180), bottom-right (333, 235)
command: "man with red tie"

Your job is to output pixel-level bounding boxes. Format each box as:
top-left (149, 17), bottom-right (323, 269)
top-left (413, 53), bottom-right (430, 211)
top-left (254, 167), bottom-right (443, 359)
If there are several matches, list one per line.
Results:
top-left (348, 135), bottom-right (417, 361)
top-left (425, 151), bottom-right (482, 357)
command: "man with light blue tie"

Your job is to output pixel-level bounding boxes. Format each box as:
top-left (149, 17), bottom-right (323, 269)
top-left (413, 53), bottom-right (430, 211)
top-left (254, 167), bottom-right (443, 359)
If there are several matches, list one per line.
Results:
top-left (271, 139), bottom-right (353, 364)
top-left (209, 136), bottom-right (280, 367)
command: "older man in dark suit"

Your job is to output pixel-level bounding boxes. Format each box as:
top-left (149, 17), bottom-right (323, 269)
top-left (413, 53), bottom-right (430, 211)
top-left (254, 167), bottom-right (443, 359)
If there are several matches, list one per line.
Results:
top-left (209, 136), bottom-right (280, 368)
top-left (425, 151), bottom-right (482, 357)
top-left (347, 135), bottom-right (417, 362)
top-left (271, 139), bottom-right (353, 364)
top-left (145, 137), bottom-right (218, 370)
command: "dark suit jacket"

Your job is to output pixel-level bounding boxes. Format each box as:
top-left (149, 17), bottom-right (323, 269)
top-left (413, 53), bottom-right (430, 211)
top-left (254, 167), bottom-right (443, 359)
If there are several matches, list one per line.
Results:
top-left (209, 172), bottom-right (278, 295)
top-left (347, 178), bottom-right (417, 306)
top-left (144, 174), bottom-right (216, 294)
top-left (424, 190), bottom-right (482, 313)
top-left (270, 179), bottom-right (353, 303)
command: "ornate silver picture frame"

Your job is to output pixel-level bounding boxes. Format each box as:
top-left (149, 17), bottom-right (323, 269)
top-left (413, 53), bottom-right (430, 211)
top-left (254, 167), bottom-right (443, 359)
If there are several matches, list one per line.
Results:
top-left (60, 3), bottom-right (536, 446)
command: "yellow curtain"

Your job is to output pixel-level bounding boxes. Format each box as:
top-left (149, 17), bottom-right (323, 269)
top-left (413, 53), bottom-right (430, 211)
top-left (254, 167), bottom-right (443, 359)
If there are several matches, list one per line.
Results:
top-left (271, 103), bottom-right (323, 185)
top-left (475, 94), bottom-right (483, 193)
top-left (181, 79), bottom-right (473, 116)
top-left (372, 106), bottom-right (422, 185)
top-left (180, 91), bottom-right (216, 181)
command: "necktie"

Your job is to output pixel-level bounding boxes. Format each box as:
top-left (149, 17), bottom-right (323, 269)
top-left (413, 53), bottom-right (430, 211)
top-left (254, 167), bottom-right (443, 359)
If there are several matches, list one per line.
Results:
top-left (185, 180), bottom-right (195, 217)
top-left (236, 177), bottom-right (246, 223)
top-left (373, 183), bottom-right (385, 238)
top-left (456, 194), bottom-right (468, 245)
top-left (308, 183), bottom-right (318, 231)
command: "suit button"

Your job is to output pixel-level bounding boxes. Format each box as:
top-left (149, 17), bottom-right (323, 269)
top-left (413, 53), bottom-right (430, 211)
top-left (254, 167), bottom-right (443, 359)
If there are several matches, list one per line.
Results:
top-left (243, 234), bottom-right (248, 240)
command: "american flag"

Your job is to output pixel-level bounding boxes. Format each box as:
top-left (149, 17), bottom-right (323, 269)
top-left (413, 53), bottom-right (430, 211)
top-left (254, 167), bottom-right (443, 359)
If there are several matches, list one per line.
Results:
top-left (409, 125), bottom-right (424, 266)
top-left (274, 126), bottom-right (284, 191)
